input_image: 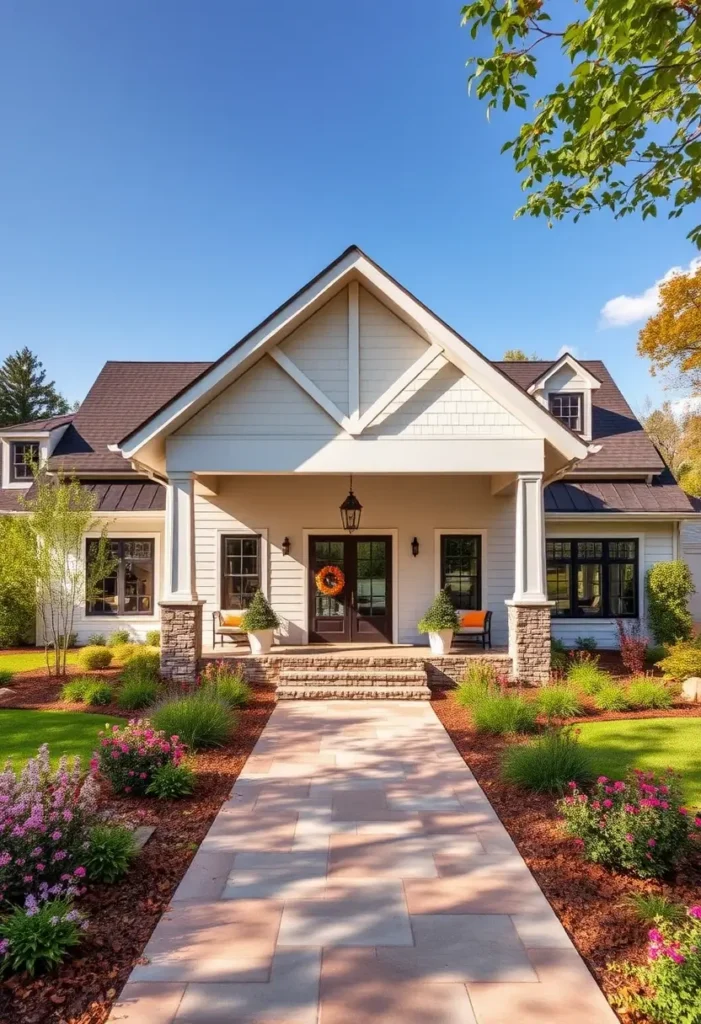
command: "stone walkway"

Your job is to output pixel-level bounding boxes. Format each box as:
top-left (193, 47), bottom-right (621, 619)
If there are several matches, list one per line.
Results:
top-left (109, 702), bottom-right (617, 1024)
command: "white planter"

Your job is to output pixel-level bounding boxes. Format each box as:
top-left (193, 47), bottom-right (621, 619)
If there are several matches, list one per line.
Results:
top-left (428, 629), bottom-right (454, 655)
top-left (248, 629), bottom-right (274, 655)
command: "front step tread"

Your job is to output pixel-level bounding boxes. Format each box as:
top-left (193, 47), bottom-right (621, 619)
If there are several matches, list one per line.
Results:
top-left (277, 685), bottom-right (431, 700)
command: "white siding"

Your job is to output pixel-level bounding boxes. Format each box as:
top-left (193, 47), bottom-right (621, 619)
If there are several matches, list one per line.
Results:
top-left (174, 356), bottom-right (340, 438)
top-left (367, 356), bottom-right (533, 438)
top-left (548, 521), bottom-right (675, 649)
top-left (359, 287), bottom-right (429, 415)
top-left (193, 474), bottom-right (516, 648)
top-left (279, 290), bottom-right (349, 415)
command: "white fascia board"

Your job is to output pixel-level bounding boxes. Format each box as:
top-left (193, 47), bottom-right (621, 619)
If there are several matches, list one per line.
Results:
top-left (353, 257), bottom-right (589, 463)
top-left (0, 431), bottom-right (50, 439)
top-left (527, 353), bottom-right (602, 393)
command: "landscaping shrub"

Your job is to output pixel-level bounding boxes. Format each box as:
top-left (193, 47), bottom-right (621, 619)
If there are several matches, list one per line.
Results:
top-left (0, 744), bottom-right (98, 902)
top-left (646, 560), bottom-right (695, 646)
top-left (108, 630), bottom-right (132, 647)
top-left (145, 629), bottom-right (160, 647)
top-left (146, 762), bottom-right (196, 800)
top-left (623, 892), bottom-right (687, 926)
top-left (617, 618), bottom-right (649, 676)
top-left (575, 636), bottom-right (598, 652)
top-left (613, 907), bottom-right (701, 1024)
top-left (659, 637), bottom-right (701, 681)
top-left (501, 726), bottom-right (593, 793)
top-left (558, 769), bottom-right (697, 879)
top-left (77, 645), bottom-right (113, 670)
top-left (627, 677), bottom-right (675, 710)
top-left (550, 638), bottom-right (568, 671)
top-left (60, 677), bottom-right (93, 703)
top-left (417, 589), bottom-right (459, 634)
top-left (84, 824), bottom-right (137, 883)
top-left (82, 681), bottom-right (113, 706)
top-left (121, 650), bottom-right (160, 683)
top-left (200, 662), bottom-right (251, 708)
top-left (86, 632), bottom-right (107, 647)
top-left (455, 660), bottom-right (500, 708)
top-left (566, 654), bottom-right (612, 693)
top-left (472, 693), bottom-right (538, 735)
top-left (536, 685), bottom-right (582, 720)
top-left (646, 644), bottom-right (669, 666)
top-left (593, 682), bottom-right (630, 712)
top-left (0, 897), bottom-right (85, 978)
top-left (0, 669), bottom-right (14, 686)
top-left (151, 692), bottom-right (234, 750)
top-left (93, 720), bottom-right (185, 795)
top-left (117, 677), bottom-right (160, 711)
top-left (110, 642), bottom-right (140, 665)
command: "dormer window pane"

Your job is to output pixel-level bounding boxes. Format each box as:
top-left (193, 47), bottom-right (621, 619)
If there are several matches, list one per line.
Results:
top-left (10, 442), bottom-right (39, 481)
top-left (549, 393), bottom-right (582, 431)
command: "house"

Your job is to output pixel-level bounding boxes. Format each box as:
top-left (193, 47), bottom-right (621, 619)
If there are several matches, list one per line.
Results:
top-left (1, 246), bottom-right (699, 685)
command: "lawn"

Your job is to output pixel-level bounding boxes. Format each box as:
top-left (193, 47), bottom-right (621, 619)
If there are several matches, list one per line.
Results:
top-left (577, 717), bottom-right (701, 808)
top-left (0, 649), bottom-right (81, 674)
top-left (0, 709), bottom-right (125, 769)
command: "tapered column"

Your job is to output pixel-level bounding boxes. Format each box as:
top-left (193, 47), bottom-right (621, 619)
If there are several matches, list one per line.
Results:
top-left (160, 472), bottom-right (203, 683)
top-left (507, 472), bottom-right (552, 685)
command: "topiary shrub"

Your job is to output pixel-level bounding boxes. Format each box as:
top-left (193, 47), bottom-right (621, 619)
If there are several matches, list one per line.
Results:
top-left (417, 589), bottom-right (459, 633)
top-left (117, 677), bottom-right (160, 710)
top-left (646, 560), bottom-right (695, 646)
top-left (145, 629), bottom-right (160, 647)
top-left (240, 590), bottom-right (280, 631)
top-left (146, 762), bottom-right (196, 800)
top-left (501, 727), bottom-right (593, 793)
top-left (659, 637), bottom-right (701, 680)
top-left (83, 824), bottom-right (137, 883)
top-left (108, 630), bottom-right (132, 647)
top-left (472, 693), bottom-right (539, 735)
top-left (77, 646), bottom-right (113, 670)
top-left (152, 692), bottom-right (234, 750)
top-left (536, 685), bottom-right (582, 720)
top-left (627, 677), bottom-right (675, 710)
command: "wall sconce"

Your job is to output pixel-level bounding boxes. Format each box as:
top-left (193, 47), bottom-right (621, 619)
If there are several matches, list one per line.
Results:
top-left (282, 537), bottom-right (291, 557)
top-left (411, 537), bottom-right (419, 558)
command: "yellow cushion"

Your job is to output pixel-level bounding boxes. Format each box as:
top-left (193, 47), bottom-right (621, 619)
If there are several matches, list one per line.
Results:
top-left (460, 611), bottom-right (487, 629)
top-left (221, 613), bottom-right (243, 628)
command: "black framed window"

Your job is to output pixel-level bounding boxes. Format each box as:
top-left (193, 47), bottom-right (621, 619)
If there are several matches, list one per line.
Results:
top-left (440, 535), bottom-right (482, 610)
top-left (546, 539), bottom-right (638, 618)
top-left (10, 441), bottom-right (39, 481)
top-left (221, 534), bottom-right (261, 610)
top-left (549, 393), bottom-right (582, 431)
top-left (86, 538), bottom-right (154, 616)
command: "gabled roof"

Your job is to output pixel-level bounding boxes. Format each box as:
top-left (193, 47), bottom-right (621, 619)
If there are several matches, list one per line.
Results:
top-left (0, 413), bottom-right (75, 434)
top-left (526, 352), bottom-right (602, 392)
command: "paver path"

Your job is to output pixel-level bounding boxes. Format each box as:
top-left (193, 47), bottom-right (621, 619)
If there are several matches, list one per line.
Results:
top-left (110, 701), bottom-right (617, 1024)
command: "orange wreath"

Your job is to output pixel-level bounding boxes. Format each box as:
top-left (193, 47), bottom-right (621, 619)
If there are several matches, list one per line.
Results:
top-left (315, 564), bottom-right (345, 597)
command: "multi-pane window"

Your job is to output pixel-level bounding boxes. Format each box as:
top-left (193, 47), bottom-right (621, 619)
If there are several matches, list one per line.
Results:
top-left (221, 535), bottom-right (261, 610)
top-left (87, 539), bottom-right (154, 616)
top-left (549, 393), bottom-right (582, 431)
top-left (441, 535), bottom-right (482, 610)
top-left (546, 539), bottom-right (638, 618)
top-left (10, 441), bottom-right (39, 481)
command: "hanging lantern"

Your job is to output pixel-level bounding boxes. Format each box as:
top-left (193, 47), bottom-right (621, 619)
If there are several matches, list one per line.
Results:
top-left (340, 476), bottom-right (362, 533)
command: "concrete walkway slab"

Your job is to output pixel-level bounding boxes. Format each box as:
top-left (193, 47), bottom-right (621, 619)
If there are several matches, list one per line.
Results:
top-left (109, 701), bottom-right (617, 1024)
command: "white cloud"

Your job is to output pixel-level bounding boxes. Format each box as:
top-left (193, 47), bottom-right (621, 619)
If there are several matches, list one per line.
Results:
top-left (556, 344), bottom-right (578, 359)
top-left (599, 256), bottom-right (701, 328)
top-left (671, 396), bottom-right (701, 419)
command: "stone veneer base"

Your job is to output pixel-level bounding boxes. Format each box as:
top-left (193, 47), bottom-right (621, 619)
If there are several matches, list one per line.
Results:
top-left (160, 601), bottom-right (204, 683)
top-left (507, 602), bottom-right (552, 685)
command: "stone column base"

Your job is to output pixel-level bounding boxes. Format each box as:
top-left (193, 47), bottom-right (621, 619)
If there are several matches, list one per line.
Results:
top-left (506, 601), bottom-right (552, 686)
top-left (159, 600), bottom-right (204, 684)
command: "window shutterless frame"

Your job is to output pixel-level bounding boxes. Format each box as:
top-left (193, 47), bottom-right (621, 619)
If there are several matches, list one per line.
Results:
top-left (86, 538), bottom-right (155, 616)
top-left (220, 534), bottom-right (262, 610)
top-left (548, 393), bottom-right (583, 432)
top-left (439, 534), bottom-right (482, 611)
top-left (10, 441), bottom-right (39, 482)
top-left (546, 539), bottom-right (639, 619)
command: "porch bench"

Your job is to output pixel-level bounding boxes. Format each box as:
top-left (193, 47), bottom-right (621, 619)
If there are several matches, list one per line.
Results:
top-left (453, 610), bottom-right (492, 650)
top-left (212, 611), bottom-right (248, 648)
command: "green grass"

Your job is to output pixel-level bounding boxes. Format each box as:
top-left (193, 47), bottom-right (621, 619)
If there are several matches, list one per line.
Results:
top-left (0, 650), bottom-right (81, 674)
top-left (577, 718), bottom-right (701, 808)
top-left (0, 709), bottom-right (125, 769)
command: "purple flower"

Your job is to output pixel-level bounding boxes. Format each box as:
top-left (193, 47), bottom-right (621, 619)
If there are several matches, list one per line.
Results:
top-left (0, 939), bottom-right (9, 955)
top-left (73, 866), bottom-right (86, 878)
top-left (688, 906), bottom-right (701, 920)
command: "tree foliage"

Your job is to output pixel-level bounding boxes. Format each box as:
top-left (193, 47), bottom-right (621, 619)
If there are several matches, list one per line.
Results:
top-left (461, 0), bottom-right (701, 246)
top-left (638, 261), bottom-right (701, 389)
top-left (0, 517), bottom-right (37, 647)
top-left (646, 560), bottom-right (695, 646)
top-left (0, 348), bottom-right (70, 427)
top-left (642, 399), bottom-right (701, 495)
top-left (503, 348), bottom-right (540, 360)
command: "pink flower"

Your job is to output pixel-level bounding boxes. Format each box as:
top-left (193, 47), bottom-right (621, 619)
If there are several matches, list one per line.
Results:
top-left (624, 804), bottom-right (637, 814)
top-left (111, 750), bottom-right (120, 759)
top-left (573, 838), bottom-right (584, 848)
top-left (680, 807), bottom-right (688, 816)
top-left (688, 906), bottom-right (701, 920)
top-left (647, 838), bottom-right (656, 847)
top-left (602, 799), bottom-right (613, 809)
top-left (567, 782), bottom-right (577, 790)
top-left (695, 817), bottom-right (701, 828)
top-left (597, 776), bottom-right (608, 784)
top-left (578, 794), bottom-right (588, 804)
top-left (51, 830), bottom-right (62, 841)
top-left (591, 801), bottom-right (601, 810)
top-left (625, 833), bottom-right (634, 843)
top-left (73, 866), bottom-right (86, 878)
top-left (613, 781), bottom-right (626, 792)
top-left (660, 801), bottom-right (669, 810)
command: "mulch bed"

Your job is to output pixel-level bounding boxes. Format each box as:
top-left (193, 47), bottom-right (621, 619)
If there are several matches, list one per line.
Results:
top-left (0, 684), bottom-right (276, 1024)
top-left (0, 664), bottom-right (124, 714)
top-left (431, 687), bottom-right (701, 1023)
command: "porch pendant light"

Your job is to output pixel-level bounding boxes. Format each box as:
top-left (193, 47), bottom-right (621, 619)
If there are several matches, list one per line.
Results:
top-left (340, 475), bottom-right (362, 533)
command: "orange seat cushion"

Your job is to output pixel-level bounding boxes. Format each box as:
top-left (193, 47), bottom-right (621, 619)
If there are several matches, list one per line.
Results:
top-left (221, 613), bottom-right (243, 628)
top-left (460, 611), bottom-right (487, 629)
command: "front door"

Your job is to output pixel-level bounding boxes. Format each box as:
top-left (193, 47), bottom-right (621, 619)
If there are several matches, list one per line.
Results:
top-left (308, 536), bottom-right (392, 643)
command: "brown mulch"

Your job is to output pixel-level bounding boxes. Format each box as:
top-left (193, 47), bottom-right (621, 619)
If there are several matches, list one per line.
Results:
top-left (431, 687), bottom-right (701, 1023)
top-left (0, 664), bottom-right (124, 714)
top-left (0, 684), bottom-right (276, 1024)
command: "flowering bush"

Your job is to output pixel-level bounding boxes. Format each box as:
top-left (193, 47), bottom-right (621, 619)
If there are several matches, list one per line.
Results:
top-left (0, 895), bottom-right (86, 977)
top-left (558, 769), bottom-right (698, 878)
top-left (93, 719), bottom-right (185, 795)
top-left (616, 618), bottom-right (649, 675)
top-left (613, 906), bottom-right (701, 1024)
top-left (0, 746), bottom-right (97, 905)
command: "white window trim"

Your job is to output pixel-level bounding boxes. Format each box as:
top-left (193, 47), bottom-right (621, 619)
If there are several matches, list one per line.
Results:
top-left (214, 526), bottom-right (269, 611)
top-left (546, 529), bottom-right (646, 625)
top-left (433, 528), bottom-right (489, 611)
top-left (84, 530), bottom-right (161, 623)
top-left (1, 438), bottom-right (47, 490)
top-left (301, 527), bottom-right (399, 645)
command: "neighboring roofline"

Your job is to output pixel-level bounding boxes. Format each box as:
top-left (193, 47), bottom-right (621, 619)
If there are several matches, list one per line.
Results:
top-left (0, 415), bottom-right (76, 436)
top-left (116, 246), bottom-right (588, 464)
top-left (527, 352), bottom-right (602, 393)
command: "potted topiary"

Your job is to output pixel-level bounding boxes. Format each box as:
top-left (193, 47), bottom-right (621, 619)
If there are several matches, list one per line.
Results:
top-left (241, 589), bottom-right (280, 655)
top-left (418, 589), bottom-right (459, 655)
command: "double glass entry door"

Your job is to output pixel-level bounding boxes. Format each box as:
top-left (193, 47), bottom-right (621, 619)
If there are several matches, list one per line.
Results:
top-left (308, 536), bottom-right (392, 643)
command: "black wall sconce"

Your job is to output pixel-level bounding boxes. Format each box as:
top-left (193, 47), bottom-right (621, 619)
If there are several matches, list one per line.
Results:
top-left (411, 537), bottom-right (419, 557)
top-left (282, 537), bottom-right (291, 557)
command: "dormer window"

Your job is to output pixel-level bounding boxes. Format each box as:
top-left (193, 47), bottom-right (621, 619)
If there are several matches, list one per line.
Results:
top-left (549, 393), bottom-right (582, 432)
top-left (10, 441), bottom-right (39, 482)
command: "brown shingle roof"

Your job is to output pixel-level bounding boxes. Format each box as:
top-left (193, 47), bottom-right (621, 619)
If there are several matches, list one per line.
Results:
top-left (0, 413), bottom-right (76, 433)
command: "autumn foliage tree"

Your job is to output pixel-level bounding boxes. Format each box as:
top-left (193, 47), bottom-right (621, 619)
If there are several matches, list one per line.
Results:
top-left (638, 261), bottom-right (701, 391)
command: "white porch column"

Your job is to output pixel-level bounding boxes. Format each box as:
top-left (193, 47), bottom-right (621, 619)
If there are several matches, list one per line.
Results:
top-left (160, 472), bottom-right (203, 683)
top-left (507, 472), bottom-right (552, 685)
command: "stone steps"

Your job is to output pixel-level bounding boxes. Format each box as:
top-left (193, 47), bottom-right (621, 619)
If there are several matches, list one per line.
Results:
top-left (276, 658), bottom-right (431, 700)
top-left (276, 684), bottom-right (431, 700)
top-left (279, 669), bottom-right (427, 685)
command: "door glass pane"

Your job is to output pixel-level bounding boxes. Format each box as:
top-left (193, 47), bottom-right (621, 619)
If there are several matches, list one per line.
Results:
top-left (313, 541), bottom-right (345, 617)
top-left (356, 541), bottom-right (386, 616)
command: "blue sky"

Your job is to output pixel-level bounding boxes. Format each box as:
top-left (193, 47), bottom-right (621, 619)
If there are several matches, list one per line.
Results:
top-left (1, 0), bottom-right (697, 414)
